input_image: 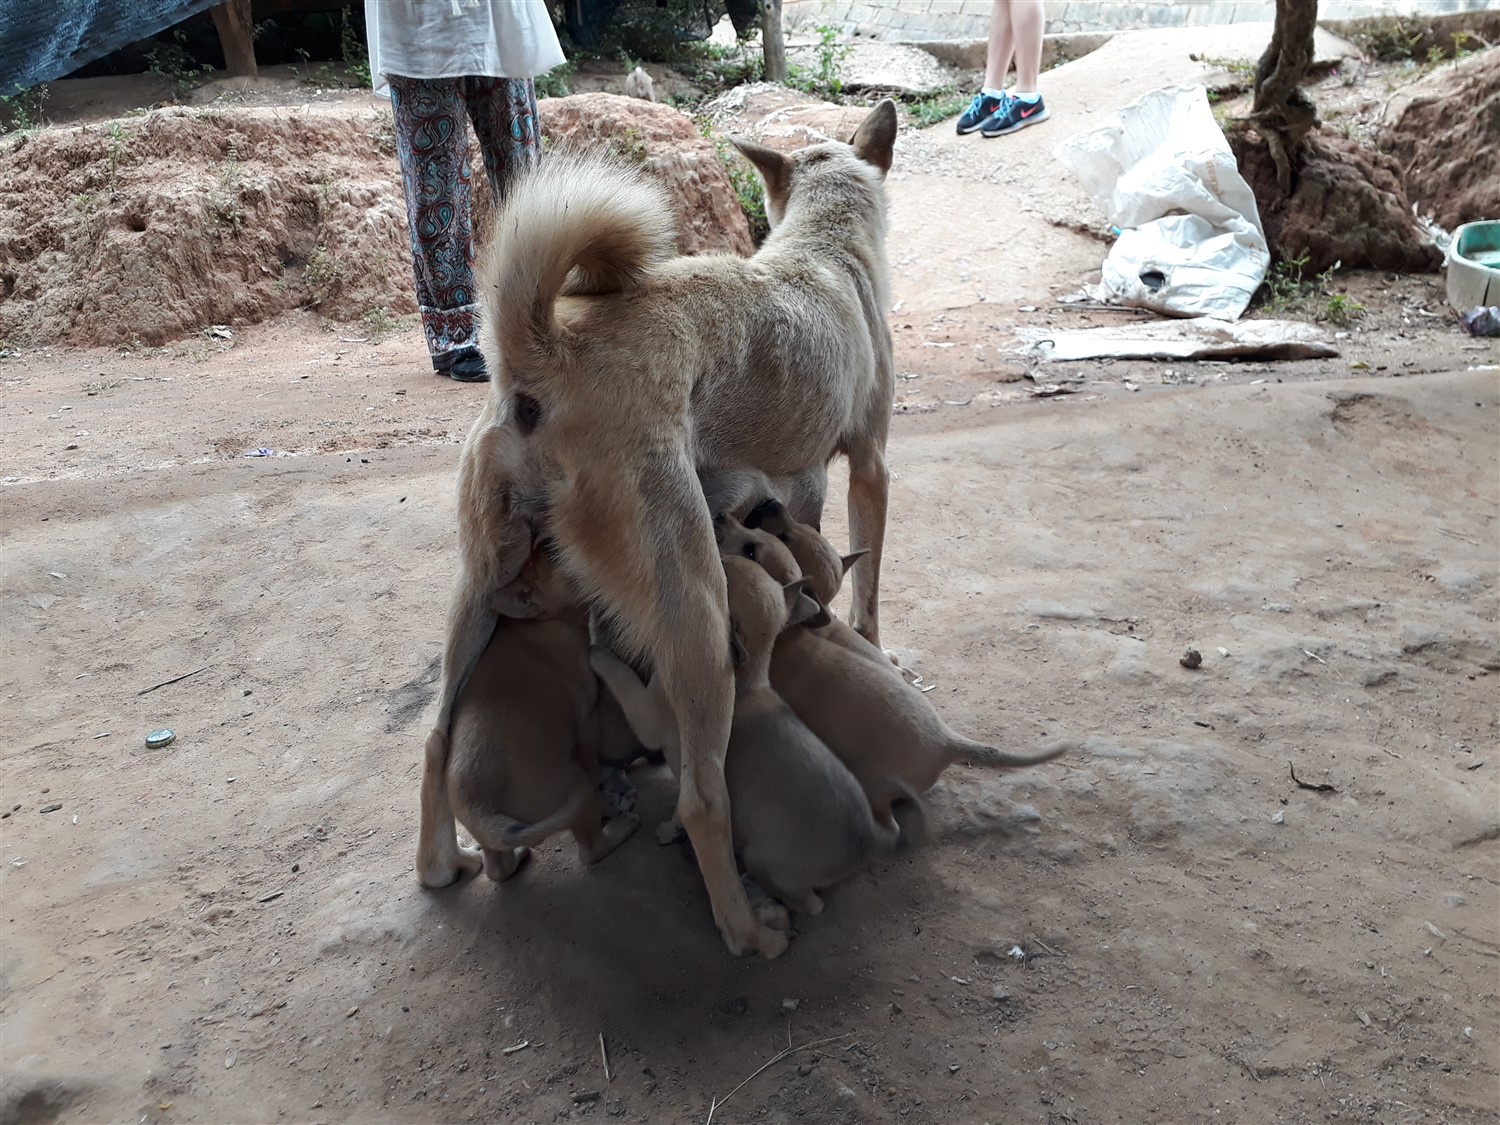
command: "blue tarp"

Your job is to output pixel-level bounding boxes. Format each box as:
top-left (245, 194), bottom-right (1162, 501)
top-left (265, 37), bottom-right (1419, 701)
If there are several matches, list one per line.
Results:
top-left (0, 0), bottom-right (216, 91)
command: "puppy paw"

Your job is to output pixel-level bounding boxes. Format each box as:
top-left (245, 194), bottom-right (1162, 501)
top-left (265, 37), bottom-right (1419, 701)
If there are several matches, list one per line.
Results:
top-left (416, 844), bottom-right (483, 888)
top-left (755, 924), bottom-right (791, 960)
top-left (754, 898), bottom-right (792, 932)
top-left (484, 846), bottom-right (531, 882)
top-left (603, 811), bottom-right (641, 845)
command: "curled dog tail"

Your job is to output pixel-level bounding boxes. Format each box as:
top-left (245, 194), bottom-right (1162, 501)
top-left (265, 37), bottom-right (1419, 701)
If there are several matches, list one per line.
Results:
top-left (946, 736), bottom-right (1072, 772)
top-left (499, 784), bottom-right (596, 850)
top-left (481, 152), bottom-right (678, 376)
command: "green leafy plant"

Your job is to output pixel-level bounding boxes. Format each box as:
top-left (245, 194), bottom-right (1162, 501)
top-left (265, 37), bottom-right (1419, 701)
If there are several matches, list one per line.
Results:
top-left (535, 58), bottom-right (575, 99)
top-left (305, 246), bottom-right (345, 305)
top-left (105, 121), bottom-right (128, 180)
top-left (360, 306), bottom-right (400, 342)
top-left (789, 25), bottom-right (852, 98)
top-left (206, 144), bottom-right (245, 230)
top-left (147, 29), bottom-right (213, 100)
top-left (1, 82), bottom-right (49, 134)
top-left (703, 123), bottom-right (769, 245)
top-left (1261, 253), bottom-right (1362, 324)
top-left (340, 5), bottom-right (371, 88)
top-left (904, 90), bottom-right (966, 129)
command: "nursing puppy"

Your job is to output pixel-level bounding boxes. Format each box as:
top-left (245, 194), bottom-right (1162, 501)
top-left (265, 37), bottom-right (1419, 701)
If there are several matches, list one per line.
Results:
top-left (416, 397), bottom-right (554, 888)
top-left (753, 504), bottom-right (1069, 826)
top-left (444, 547), bottom-right (639, 882)
top-left (592, 557), bottom-right (907, 916)
top-left (477, 101), bottom-right (900, 957)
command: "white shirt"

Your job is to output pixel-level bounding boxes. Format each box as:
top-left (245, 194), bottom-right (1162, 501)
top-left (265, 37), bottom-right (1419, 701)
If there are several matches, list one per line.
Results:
top-left (364, 0), bottom-right (565, 93)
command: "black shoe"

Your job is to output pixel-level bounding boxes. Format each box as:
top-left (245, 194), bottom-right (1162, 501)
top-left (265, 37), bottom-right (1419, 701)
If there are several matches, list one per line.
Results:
top-left (956, 91), bottom-right (1007, 135)
top-left (433, 346), bottom-right (489, 383)
top-left (980, 93), bottom-right (1049, 137)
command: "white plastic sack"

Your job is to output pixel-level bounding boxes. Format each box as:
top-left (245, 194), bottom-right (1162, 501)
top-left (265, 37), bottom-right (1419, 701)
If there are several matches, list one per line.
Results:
top-left (1055, 84), bottom-right (1269, 320)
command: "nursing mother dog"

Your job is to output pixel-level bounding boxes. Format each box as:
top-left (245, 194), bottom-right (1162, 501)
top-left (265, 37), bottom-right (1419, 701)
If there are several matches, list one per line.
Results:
top-left (416, 100), bottom-right (901, 960)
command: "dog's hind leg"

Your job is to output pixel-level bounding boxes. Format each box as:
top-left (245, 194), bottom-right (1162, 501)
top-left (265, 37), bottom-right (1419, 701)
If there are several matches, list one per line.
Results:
top-left (415, 588), bottom-right (498, 888)
top-left (844, 439), bottom-right (890, 649)
top-left (416, 727), bottom-right (484, 887)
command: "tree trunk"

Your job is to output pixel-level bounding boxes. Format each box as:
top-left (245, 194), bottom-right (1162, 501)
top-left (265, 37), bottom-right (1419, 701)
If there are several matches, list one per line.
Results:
top-left (210, 0), bottom-right (258, 79)
top-left (761, 0), bottom-right (786, 84)
top-left (1251, 0), bottom-right (1318, 194)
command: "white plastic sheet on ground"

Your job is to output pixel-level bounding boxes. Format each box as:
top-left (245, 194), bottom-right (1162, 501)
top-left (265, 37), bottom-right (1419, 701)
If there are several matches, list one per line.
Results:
top-left (1055, 84), bottom-right (1270, 320)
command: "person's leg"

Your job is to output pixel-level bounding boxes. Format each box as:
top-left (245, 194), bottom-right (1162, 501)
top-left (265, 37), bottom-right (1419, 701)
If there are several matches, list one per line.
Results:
top-left (387, 75), bottom-right (485, 379)
top-left (981, 0), bottom-right (1051, 135)
top-left (984, 0), bottom-right (1017, 93)
top-left (957, 2), bottom-right (1016, 134)
top-left (1010, 0), bottom-right (1045, 95)
top-left (463, 76), bottom-right (542, 207)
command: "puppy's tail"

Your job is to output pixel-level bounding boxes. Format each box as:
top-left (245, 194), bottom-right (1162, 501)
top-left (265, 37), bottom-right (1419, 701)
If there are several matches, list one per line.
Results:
top-left (481, 151), bottom-right (678, 376)
top-left (946, 736), bottom-right (1071, 772)
top-left (499, 785), bottom-right (597, 850)
top-left (887, 778), bottom-right (929, 850)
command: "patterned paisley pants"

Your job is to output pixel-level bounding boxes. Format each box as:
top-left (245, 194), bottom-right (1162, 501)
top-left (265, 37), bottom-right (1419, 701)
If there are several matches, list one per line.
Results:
top-left (386, 75), bottom-right (541, 364)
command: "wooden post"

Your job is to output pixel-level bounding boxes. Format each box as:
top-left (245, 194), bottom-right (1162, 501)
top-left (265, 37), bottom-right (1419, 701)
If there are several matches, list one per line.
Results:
top-left (210, 0), bottom-right (258, 79)
top-left (761, 0), bottom-right (786, 83)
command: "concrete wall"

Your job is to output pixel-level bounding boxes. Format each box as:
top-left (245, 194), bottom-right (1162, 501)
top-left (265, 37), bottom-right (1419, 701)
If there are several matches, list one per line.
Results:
top-left (783, 0), bottom-right (1500, 41)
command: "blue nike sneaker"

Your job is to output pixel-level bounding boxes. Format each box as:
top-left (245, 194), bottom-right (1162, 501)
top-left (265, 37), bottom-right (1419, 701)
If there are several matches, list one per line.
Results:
top-left (956, 91), bottom-right (1007, 135)
top-left (980, 94), bottom-right (1050, 137)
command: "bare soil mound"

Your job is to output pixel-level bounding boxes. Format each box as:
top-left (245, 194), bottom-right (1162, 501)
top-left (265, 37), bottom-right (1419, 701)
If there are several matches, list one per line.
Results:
top-left (1380, 49), bottom-right (1500, 230)
top-left (0, 105), bottom-right (414, 348)
top-left (1230, 129), bottom-right (1442, 274)
top-left (0, 95), bottom-right (750, 348)
top-left (539, 93), bottom-right (753, 257)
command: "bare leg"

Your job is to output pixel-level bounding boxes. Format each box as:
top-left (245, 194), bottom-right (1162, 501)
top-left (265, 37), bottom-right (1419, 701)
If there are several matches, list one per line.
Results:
top-left (1010, 0), bottom-right (1045, 93)
top-left (984, 0), bottom-right (1017, 90)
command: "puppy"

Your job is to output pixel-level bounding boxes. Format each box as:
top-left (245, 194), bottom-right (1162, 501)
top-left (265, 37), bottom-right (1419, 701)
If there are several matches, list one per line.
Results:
top-left (444, 546), bottom-right (639, 882)
top-left (477, 101), bottom-right (900, 957)
top-left (592, 557), bottom-right (908, 917)
top-left (624, 65), bottom-right (655, 102)
top-left (755, 508), bottom-right (1068, 826)
top-left (416, 397), bottom-right (555, 888)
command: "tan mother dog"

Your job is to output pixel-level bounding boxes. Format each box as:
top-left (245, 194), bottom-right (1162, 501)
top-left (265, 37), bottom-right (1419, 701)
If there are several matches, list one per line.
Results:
top-left (466, 101), bottom-right (900, 958)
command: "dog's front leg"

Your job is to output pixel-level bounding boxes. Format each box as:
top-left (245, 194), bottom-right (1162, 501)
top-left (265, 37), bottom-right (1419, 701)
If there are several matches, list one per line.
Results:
top-left (845, 441), bottom-right (889, 649)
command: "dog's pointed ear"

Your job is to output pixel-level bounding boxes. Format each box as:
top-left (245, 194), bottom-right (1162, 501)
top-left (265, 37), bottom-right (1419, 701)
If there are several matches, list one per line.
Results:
top-left (730, 137), bottom-right (790, 197)
top-left (840, 549), bottom-right (870, 577)
top-left (783, 578), bottom-right (829, 628)
top-left (729, 625), bottom-right (749, 667)
top-left (850, 98), bottom-right (898, 176)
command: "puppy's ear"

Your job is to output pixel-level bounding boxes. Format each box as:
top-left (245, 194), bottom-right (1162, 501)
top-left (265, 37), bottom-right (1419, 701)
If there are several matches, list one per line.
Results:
top-left (783, 578), bottom-right (829, 628)
top-left (850, 98), bottom-right (898, 176)
top-left (743, 497), bottom-right (787, 532)
top-left (730, 137), bottom-right (791, 198)
top-left (493, 585), bottom-right (540, 620)
top-left (840, 549), bottom-right (870, 577)
top-left (729, 625), bottom-right (749, 667)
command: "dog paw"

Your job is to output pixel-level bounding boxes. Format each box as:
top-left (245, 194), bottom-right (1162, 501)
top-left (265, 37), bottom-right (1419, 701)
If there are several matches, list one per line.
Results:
top-left (754, 898), bottom-right (792, 932)
top-left (416, 844), bottom-right (483, 888)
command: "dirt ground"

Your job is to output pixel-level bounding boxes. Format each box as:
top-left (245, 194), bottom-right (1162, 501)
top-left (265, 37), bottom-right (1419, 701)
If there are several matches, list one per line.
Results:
top-left (3, 34), bottom-right (1500, 1125)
